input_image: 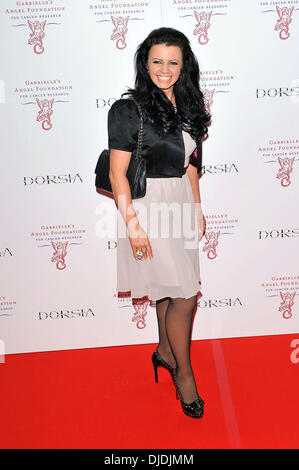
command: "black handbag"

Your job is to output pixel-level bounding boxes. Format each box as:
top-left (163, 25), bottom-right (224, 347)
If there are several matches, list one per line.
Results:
top-left (95, 97), bottom-right (146, 199)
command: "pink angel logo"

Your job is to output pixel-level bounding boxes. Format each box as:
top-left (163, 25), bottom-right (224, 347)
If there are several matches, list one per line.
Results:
top-left (51, 241), bottom-right (68, 270)
top-left (203, 89), bottom-right (215, 115)
top-left (202, 231), bottom-right (220, 259)
top-left (28, 20), bottom-right (46, 54)
top-left (276, 156), bottom-right (294, 187)
top-left (278, 291), bottom-right (295, 319)
top-left (193, 10), bottom-right (212, 45)
top-left (110, 16), bottom-right (129, 50)
top-left (131, 299), bottom-right (149, 329)
top-left (274, 6), bottom-right (294, 40)
top-left (36, 98), bottom-right (54, 131)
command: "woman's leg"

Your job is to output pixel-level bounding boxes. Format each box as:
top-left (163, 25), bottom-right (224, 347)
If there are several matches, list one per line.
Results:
top-left (165, 295), bottom-right (200, 404)
top-left (155, 296), bottom-right (176, 369)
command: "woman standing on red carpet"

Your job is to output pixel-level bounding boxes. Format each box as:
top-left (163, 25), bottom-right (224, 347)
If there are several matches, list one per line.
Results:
top-left (108, 27), bottom-right (210, 418)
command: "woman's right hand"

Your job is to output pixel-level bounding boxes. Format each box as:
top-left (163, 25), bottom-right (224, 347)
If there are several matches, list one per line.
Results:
top-left (128, 222), bottom-right (153, 260)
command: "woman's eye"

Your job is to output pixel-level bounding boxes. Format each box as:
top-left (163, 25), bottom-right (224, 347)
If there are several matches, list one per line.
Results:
top-left (151, 60), bottom-right (179, 65)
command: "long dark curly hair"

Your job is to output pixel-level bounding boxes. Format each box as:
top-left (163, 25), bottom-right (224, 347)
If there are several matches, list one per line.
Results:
top-left (122, 27), bottom-right (211, 142)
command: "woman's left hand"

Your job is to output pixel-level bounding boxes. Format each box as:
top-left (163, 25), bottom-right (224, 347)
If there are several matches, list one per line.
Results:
top-left (196, 204), bottom-right (206, 242)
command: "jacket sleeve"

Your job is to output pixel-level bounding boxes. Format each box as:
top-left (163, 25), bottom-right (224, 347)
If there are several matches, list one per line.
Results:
top-left (189, 140), bottom-right (202, 174)
top-left (108, 99), bottom-right (139, 152)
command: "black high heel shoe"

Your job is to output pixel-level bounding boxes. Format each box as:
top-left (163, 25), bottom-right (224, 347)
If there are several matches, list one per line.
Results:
top-left (152, 349), bottom-right (176, 383)
top-left (172, 370), bottom-right (205, 419)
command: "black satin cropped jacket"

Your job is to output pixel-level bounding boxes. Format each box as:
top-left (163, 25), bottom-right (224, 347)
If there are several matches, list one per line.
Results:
top-left (108, 98), bottom-right (202, 177)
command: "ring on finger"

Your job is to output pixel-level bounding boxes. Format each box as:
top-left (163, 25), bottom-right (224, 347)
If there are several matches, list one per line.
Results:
top-left (136, 248), bottom-right (146, 260)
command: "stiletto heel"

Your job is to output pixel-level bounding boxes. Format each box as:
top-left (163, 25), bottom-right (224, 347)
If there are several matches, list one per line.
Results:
top-left (153, 359), bottom-right (159, 383)
top-left (172, 370), bottom-right (205, 419)
top-left (152, 349), bottom-right (176, 384)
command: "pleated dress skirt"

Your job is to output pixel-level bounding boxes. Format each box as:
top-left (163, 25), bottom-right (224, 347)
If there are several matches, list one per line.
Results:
top-left (116, 131), bottom-right (202, 307)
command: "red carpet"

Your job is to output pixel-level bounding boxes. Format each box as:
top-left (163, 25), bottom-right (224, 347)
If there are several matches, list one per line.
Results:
top-left (0, 334), bottom-right (298, 449)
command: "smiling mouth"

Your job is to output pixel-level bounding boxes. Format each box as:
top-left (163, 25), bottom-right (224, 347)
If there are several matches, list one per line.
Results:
top-left (157, 76), bottom-right (172, 81)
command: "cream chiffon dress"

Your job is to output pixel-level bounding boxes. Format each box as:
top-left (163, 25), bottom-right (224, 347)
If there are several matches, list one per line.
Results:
top-left (116, 130), bottom-right (201, 307)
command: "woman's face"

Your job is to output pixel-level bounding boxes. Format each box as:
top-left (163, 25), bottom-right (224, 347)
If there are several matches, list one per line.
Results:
top-left (147, 43), bottom-right (183, 99)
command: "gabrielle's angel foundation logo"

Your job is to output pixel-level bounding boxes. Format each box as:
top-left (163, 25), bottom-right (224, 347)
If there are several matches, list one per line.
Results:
top-left (261, 275), bottom-right (298, 319)
top-left (28, 19), bottom-right (46, 54)
top-left (276, 156), bottom-right (295, 187)
top-left (203, 88), bottom-right (215, 115)
top-left (31, 224), bottom-right (86, 270)
top-left (274, 6), bottom-right (294, 40)
top-left (51, 241), bottom-right (68, 270)
top-left (131, 299), bottom-right (149, 329)
top-left (193, 10), bottom-right (212, 45)
top-left (199, 67), bottom-right (234, 120)
top-left (36, 98), bottom-right (54, 130)
top-left (278, 291), bottom-right (295, 319)
top-left (90, 2), bottom-right (149, 50)
top-left (4, 2), bottom-right (66, 54)
top-left (202, 231), bottom-right (220, 260)
top-left (202, 213), bottom-right (238, 260)
top-left (110, 16), bottom-right (129, 49)
top-left (258, 138), bottom-right (298, 186)
top-left (15, 79), bottom-right (72, 131)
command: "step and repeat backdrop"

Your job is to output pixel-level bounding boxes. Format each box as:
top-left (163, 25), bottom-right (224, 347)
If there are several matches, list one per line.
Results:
top-left (0, 0), bottom-right (298, 355)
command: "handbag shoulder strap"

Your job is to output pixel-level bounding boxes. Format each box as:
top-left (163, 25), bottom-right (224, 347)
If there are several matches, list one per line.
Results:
top-left (129, 96), bottom-right (143, 161)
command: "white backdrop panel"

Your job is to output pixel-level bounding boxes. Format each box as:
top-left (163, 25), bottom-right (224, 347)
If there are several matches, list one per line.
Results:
top-left (0, 0), bottom-right (298, 354)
